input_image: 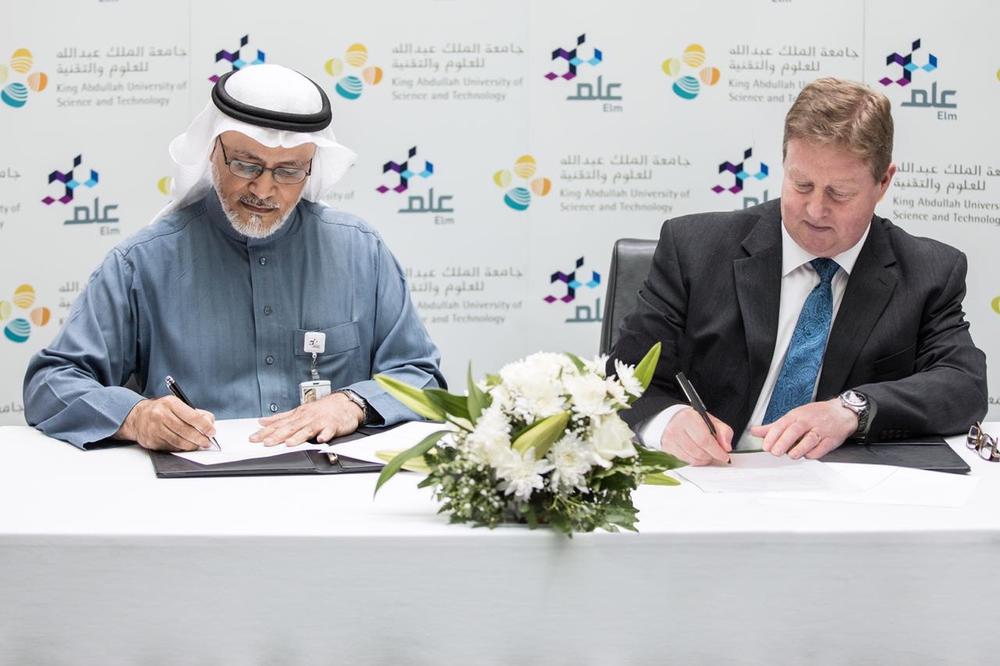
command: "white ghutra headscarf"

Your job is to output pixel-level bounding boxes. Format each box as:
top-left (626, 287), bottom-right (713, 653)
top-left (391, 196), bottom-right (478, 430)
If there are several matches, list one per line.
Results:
top-left (160, 64), bottom-right (357, 217)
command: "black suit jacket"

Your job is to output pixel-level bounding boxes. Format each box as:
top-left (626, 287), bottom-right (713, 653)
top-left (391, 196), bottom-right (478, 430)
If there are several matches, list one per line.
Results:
top-left (611, 199), bottom-right (988, 440)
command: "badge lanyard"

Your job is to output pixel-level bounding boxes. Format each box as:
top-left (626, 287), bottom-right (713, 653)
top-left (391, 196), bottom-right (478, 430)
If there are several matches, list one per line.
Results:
top-left (298, 331), bottom-right (331, 404)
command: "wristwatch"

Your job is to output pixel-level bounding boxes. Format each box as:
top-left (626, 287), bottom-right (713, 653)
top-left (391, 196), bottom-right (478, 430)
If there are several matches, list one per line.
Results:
top-left (839, 389), bottom-right (872, 439)
top-left (336, 389), bottom-right (370, 425)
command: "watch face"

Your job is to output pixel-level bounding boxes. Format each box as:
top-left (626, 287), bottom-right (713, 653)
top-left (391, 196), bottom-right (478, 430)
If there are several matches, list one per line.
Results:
top-left (841, 390), bottom-right (867, 408)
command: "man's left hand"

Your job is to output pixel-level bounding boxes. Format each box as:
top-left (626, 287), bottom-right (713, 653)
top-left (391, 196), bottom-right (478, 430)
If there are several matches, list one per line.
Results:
top-left (750, 398), bottom-right (858, 459)
top-left (251, 392), bottom-right (364, 447)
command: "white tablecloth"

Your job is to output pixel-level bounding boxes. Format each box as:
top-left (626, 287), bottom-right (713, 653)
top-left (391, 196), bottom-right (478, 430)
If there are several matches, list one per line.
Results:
top-left (1, 425), bottom-right (998, 665)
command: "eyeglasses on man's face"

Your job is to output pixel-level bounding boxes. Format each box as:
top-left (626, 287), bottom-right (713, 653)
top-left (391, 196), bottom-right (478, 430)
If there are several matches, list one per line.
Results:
top-left (216, 138), bottom-right (312, 185)
top-left (967, 423), bottom-right (999, 462)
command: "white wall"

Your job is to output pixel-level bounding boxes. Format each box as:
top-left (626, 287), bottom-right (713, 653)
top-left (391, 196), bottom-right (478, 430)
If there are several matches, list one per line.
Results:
top-left (1, 0), bottom-right (997, 424)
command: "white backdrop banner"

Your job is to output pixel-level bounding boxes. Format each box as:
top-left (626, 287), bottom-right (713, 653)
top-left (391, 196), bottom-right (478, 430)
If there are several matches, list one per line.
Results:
top-left (1, 0), bottom-right (997, 424)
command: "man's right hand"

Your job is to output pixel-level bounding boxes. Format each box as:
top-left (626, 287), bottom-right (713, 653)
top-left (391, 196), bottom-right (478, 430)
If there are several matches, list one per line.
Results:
top-left (114, 397), bottom-right (217, 452)
top-left (660, 407), bottom-right (733, 465)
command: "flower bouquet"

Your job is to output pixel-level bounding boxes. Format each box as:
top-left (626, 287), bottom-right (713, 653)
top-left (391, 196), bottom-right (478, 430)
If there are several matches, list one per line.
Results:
top-left (373, 343), bottom-right (685, 535)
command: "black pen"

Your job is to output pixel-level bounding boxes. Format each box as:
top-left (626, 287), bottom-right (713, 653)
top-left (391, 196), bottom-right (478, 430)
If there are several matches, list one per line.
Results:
top-left (164, 375), bottom-right (221, 451)
top-left (675, 371), bottom-right (730, 464)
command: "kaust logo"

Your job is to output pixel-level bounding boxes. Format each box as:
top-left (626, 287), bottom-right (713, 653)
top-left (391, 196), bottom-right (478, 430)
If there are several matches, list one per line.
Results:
top-left (376, 146), bottom-right (455, 223)
top-left (544, 256), bottom-right (603, 324)
top-left (711, 147), bottom-right (770, 209)
top-left (209, 35), bottom-right (265, 83)
top-left (544, 33), bottom-right (622, 112)
top-left (325, 43), bottom-right (383, 100)
top-left (493, 155), bottom-right (551, 211)
top-left (41, 154), bottom-right (120, 232)
top-left (0, 284), bottom-right (51, 344)
top-left (0, 48), bottom-right (48, 109)
top-left (662, 44), bottom-right (720, 100)
top-left (880, 39), bottom-right (957, 120)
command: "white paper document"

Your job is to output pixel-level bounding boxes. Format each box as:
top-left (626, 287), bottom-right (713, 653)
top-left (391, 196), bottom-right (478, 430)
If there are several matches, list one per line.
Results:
top-left (767, 463), bottom-right (980, 508)
top-left (170, 418), bottom-right (330, 466)
top-left (675, 452), bottom-right (849, 493)
top-left (325, 421), bottom-right (448, 465)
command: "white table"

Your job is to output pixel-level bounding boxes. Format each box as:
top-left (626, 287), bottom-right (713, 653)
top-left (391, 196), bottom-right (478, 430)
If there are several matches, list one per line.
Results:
top-left (1, 425), bottom-right (998, 665)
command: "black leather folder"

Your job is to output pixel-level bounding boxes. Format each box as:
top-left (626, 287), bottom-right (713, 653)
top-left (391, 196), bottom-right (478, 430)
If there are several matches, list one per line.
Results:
top-left (820, 437), bottom-right (970, 474)
top-left (149, 427), bottom-right (385, 478)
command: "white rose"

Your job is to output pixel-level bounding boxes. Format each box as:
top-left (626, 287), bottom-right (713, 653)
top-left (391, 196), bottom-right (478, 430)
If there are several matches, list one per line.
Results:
top-left (589, 413), bottom-right (637, 468)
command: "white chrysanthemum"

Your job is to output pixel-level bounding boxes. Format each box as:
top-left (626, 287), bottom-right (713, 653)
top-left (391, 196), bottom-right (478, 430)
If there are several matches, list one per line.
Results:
top-left (583, 353), bottom-right (610, 377)
top-left (493, 448), bottom-right (554, 501)
top-left (605, 378), bottom-right (629, 408)
top-left (548, 432), bottom-right (594, 493)
top-left (498, 354), bottom-right (568, 420)
top-left (588, 413), bottom-right (638, 468)
top-left (464, 406), bottom-right (512, 464)
top-left (563, 372), bottom-right (614, 417)
top-left (613, 359), bottom-right (644, 397)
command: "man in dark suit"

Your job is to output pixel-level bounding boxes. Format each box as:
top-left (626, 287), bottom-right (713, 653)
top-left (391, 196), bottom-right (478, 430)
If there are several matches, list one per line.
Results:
top-left (610, 78), bottom-right (988, 466)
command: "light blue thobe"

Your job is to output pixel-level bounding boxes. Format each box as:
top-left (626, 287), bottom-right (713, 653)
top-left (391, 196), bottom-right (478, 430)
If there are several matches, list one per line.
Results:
top-left (23, 191), bottom-right (444, 448)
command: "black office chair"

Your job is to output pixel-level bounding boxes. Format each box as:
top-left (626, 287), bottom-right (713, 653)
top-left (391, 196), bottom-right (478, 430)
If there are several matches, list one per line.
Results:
top-left (599, 238), bottom-right (657, 355)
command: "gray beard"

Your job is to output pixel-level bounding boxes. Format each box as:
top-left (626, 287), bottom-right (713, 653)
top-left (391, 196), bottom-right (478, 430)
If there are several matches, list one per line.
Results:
top-left (211, 165), bottom-right (299, 239)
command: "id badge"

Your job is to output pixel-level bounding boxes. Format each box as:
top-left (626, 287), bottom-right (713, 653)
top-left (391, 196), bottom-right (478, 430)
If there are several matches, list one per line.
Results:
top-left (299, 380), bottom-right (332, 404)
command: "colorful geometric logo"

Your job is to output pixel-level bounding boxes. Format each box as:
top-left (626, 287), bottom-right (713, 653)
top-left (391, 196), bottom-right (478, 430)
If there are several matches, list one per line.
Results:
top-left (879, 39), bottom-right (937, 87)
top-left (662, 44), bottom-right (720, 100)
top-left (545, 34), bottom-right (602, 81)
top-left (157, 176), bottom-right (172, 195)
top-left (0, 48), bottom-right (48, 108)
top-left (494, 156), bottom-right (551, 211)
top-left (712, 148), bottom-right (768, 194)
top-left (1, 284), bottom-right (51, 344)
top-left (376, 146), bottom-right (432, 194)
top-left (544, 257), bottom-right (600, 304)
top-left (209, 35), bottom-right (265, 83)
top-left (41, 155), bottom-right (99, 205)
top-left (325, 43), bottom-right (383, 100)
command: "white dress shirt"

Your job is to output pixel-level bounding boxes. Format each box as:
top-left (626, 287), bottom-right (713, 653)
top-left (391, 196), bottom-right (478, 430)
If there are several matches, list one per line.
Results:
top-left (639, 221), bottom-right (871, 450)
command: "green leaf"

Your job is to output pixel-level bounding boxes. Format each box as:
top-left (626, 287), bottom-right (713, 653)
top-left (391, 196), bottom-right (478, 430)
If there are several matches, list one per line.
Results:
top-left (425, 388), bottom-right (471, 420)
top-left (374, 374), bottom-right (446, 421)
top-left (563, 352), bottom-right (587, 373)
top-left (643, 472), bottom-right (681, 486)
top-left (373, 430), bottom-right (447, 496)
top-left (633, 341), bottom-right (662, 391)
top-left (511, 411), bottom-right (570, 458)
top-left (374, 449), bottom-right (431, 473)
top-left (636, 446), bottom-right (687, 470)
top-left (466, 363), bottom-right (487, 425)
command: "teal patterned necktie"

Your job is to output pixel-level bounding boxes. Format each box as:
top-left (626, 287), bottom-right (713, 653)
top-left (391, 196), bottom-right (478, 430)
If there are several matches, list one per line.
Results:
top-left (763, 258), bottom-right (840, 424)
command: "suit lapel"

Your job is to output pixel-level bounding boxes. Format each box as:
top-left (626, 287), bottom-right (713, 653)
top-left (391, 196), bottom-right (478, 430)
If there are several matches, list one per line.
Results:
top-left (817, 218), bottom-right (898, 398)
top-left (734, 209), bottom-right (783, 407)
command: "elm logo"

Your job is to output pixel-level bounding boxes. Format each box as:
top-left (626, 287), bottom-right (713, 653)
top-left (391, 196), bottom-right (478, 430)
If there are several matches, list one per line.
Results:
top-left (41, 155), bottom-right (98, 205)
top-left (0, 284), bottom-right (51, 344)
top-left (712, 148), bottom-right (770, 209)
top-left (544, 257), bottom-right (602, 324)
top-left (0, 48), bottom-right (48, 109)
top-left (881, 39), bottom-right (957, 120)
top-left (879, 39), bottom-right (936, 87)
top-left (377, 146), bottom-right (454, 220)
top-left (494, 155), bottom-right (551, 211)
top-left (544, 34), bottom-right (602, 81)
top-left (377, 146), bottom-right (432, 194)
top-left (325, 43), bottom-right (383, 100)
top-left (209, 35), bottom-right (265, 83)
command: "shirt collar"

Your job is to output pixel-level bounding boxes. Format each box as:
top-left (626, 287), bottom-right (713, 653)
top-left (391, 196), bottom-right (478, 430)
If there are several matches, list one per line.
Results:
top-left (779, 218), bottom-right (871, 277)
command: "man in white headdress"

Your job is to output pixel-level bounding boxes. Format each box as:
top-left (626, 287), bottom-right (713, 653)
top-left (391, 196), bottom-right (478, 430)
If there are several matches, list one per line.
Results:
top-left (23, 64), bottom-right (445, 451)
